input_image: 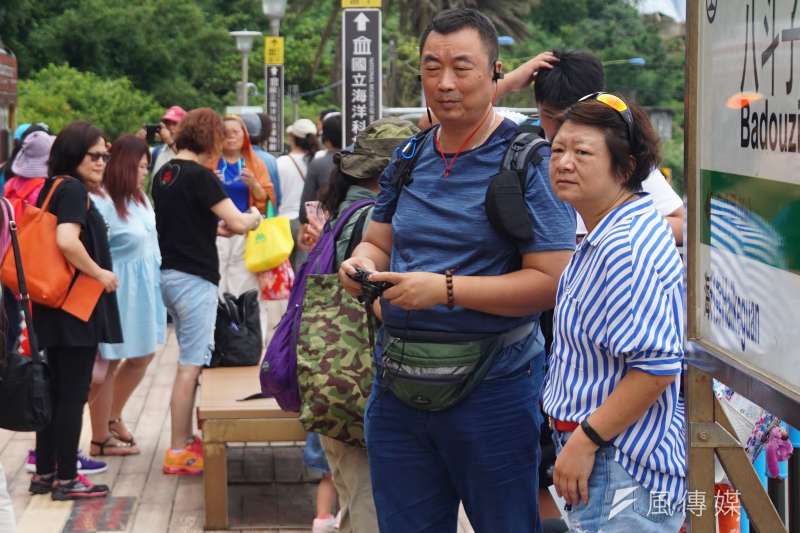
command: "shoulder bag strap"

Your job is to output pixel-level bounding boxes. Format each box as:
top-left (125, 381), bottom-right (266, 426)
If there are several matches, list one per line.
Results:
top-left (38, 177), bottom-right (65, 212)
top-left (288, 154), bottom-right (306, 181)
top-left (1, 198), bottom-right (41, 362)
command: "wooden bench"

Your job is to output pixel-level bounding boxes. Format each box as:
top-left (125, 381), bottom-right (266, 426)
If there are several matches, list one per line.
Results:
top-left (197, 365), bottom-right (306, 529)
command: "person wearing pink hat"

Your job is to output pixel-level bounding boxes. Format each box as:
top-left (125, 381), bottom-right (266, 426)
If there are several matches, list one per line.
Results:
top-left (3, 130), bottom-right (55, 220)
top-left (150, 105), bottom-right (188, 176)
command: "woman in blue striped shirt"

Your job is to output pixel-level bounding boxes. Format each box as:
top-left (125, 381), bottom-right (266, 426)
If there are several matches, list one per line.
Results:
top-left (542, 93), bottom-right (686, 532)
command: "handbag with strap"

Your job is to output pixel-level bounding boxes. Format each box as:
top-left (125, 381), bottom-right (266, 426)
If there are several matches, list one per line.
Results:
top-left (0, 177), bottom-right (76, 308)
top-left (0, 198), bottom-right (52, 432)
top-left (209, 290), bottom-right (263, 368)
top-left (244, 201), bottom-right (294, 273)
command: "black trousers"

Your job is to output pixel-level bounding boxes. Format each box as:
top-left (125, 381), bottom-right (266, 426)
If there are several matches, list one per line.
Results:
top-left (35, 345), bottom-right (96, 480)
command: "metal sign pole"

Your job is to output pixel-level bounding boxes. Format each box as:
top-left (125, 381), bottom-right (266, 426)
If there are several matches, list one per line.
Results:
top-left (341, 1), bottom-right (382, 146)
top-left (264, 36), bottom-right (285, 154)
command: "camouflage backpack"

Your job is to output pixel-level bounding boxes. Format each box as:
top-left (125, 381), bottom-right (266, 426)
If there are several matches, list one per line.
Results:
top-left (295, 203), bottom-right (374, 447)
top-left (260, 198), bottom-right (374, 413)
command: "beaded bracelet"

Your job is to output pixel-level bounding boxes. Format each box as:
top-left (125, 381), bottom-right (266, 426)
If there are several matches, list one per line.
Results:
top-left (445, 269), bottom-right (455, 310)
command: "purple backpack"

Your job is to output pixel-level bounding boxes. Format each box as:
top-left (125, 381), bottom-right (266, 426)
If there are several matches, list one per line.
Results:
top-left (260, 198), bottom-right (375, 411)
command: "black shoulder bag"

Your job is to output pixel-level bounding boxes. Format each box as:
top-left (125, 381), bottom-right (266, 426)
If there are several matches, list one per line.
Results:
top-left (0, 198), bottom-right (52, 431)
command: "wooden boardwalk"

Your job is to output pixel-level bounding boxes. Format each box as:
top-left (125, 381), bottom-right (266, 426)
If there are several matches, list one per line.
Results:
top-left (0, 328), bottom-right (476, 532)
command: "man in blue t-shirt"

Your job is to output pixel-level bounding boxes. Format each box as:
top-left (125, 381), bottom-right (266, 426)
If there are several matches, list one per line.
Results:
top-left (338, 8), bottom-right (575, 533)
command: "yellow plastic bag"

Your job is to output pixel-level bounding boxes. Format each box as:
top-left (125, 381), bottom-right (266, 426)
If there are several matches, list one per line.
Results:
top-left (244, 202), bottom-right (294, 273)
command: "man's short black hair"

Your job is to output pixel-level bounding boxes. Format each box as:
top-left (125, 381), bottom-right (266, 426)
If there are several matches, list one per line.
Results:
top-left (319, 108), bottom-right (339, 123)
top-left (534, 49), bottom-right (604, 111)
top-left (321, 114), bottom-right (342, 149)
top-left (419, 8), bottom-right (499, 69)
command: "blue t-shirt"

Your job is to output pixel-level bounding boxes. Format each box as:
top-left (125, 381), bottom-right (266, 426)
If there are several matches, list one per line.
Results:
top-left (217, 158), bottom-right (249, 212)
top-left (372, 118), bottom-right (576, 374)
top-left (253, 146), bottom-right (281, 210)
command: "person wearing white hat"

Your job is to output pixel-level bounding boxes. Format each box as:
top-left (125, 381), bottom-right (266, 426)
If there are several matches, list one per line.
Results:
top-left (276, 118), bottom-right (320, 269)
top-left (4, 130), bottom-right (55, 219)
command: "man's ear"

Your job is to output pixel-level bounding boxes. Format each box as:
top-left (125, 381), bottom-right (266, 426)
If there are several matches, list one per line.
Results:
top-left (493, 61), bottom-right (504, 82)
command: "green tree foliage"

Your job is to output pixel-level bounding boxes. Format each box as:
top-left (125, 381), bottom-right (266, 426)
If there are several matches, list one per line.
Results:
top-left (17, 64), bottom-right (162, 139)
top-left (2, 0), bottom-right (686, 188)
top-left (4, 0), bottom-right (239, 110)
top-left (391, 0), bottom-right (533, 39)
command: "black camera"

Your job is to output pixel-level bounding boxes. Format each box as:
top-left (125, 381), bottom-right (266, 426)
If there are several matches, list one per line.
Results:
top-left (144, 123), bottom-right (160, 145)
top-left (348, 267), bottom-right (393, 303)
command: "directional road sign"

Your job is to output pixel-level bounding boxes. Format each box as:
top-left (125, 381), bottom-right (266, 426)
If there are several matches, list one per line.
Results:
top-left (342, 8), bottom-right (382, 146)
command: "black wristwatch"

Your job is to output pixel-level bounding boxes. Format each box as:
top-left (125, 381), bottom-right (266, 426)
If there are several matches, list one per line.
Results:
top-left (580, 419), bottom-right (612, 448)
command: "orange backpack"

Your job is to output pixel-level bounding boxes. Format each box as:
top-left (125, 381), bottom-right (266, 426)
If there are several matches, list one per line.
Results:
top-left (4, 178), bottom-right (45, 223)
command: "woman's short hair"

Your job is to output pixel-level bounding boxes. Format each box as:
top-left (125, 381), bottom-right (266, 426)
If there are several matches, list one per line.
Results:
top-left (103, 134), bottom-right (149, 220)
top-left (291, 132), bottom-right (321, 162)
top-left (48, 121), bottom-right (105, 179)
top-left (559, 97), bottom-right (660, 190)
top-left (174, 108), bottom-right (224, 156)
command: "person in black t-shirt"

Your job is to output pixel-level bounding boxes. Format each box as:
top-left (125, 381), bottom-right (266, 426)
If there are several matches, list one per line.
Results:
top-left (151, 108), bottom-right (261, 476)
top-left (29, 121), bottom-right (122, 501)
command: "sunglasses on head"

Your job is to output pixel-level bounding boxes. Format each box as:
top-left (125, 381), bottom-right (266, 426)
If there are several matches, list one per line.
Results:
top-left (86, 151), bottom-right (111, 163)
top-left (578, 92), bottom-right (635, 143)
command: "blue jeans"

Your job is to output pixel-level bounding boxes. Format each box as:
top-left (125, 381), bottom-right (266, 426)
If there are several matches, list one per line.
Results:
top-left (552, 431), bottom-right (685, 532)
top-left (365, 356), bottom-right (545, 533)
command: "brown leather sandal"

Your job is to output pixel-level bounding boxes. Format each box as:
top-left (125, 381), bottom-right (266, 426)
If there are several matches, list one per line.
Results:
top-left (108, 418), bottom-right (136, 445)
top-left (90, 436), bottom-right (140, 457)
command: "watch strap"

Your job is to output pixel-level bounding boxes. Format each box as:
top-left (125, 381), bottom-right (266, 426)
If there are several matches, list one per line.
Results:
top-left (581, 419), bottom-right (612, 448)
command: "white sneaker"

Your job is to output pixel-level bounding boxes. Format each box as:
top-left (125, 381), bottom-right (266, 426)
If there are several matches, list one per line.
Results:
top-left (312, 516), bottom-right (337, 533)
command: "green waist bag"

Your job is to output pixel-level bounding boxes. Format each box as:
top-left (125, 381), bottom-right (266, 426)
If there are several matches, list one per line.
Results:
top-left (380, 322), bottom-right (534, 412)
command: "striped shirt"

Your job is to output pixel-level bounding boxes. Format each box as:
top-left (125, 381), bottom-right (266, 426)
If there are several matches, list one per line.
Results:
top-left (542, 194), bottom-right (686, 509)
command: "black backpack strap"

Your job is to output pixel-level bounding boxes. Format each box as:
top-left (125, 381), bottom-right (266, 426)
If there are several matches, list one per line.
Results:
top-left (391, 126), bottom-right (434, 191)
top-left (501, 131), bottom-right (551, 188)
top-left (483, 125), bottom-right (550, 243)
top-left (344, 205), bottom-right (373, 261)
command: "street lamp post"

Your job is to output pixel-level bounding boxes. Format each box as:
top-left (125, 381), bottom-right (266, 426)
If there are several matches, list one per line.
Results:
top-left (262, 0), bottom-right (288, 36)
top-left (262, 0), bottom-right (288, 154)
top-left (230, 30), bottom-right (261, 107)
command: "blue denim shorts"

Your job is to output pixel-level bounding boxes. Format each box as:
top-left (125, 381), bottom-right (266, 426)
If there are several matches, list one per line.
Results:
top-left (160, 269), bottom-right (217, 366)
top-left (552, 431), bottom-right (685, 532)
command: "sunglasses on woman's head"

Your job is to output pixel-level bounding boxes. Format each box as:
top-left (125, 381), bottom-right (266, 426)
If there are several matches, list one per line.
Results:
top-left (86, 151), bottom-right (111, 163)
top-left (578, 92), bottom-right (635, 143)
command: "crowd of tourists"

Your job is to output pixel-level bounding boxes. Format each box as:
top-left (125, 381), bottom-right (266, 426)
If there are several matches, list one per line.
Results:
top-left (0, 7), bottom-right (692, 533)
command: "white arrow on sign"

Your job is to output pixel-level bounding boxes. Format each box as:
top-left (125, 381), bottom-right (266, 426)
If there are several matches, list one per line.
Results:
top-left (270, 66), bottom-right (279, 75)
top-left (354, 12), bottom-right (370, 32)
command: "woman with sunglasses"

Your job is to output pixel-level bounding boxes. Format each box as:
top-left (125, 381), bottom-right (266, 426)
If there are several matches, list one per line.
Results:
top-left (542, 94), bottom-right (686, 531)
top-left (29, 121), bottom-right (122, 501)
